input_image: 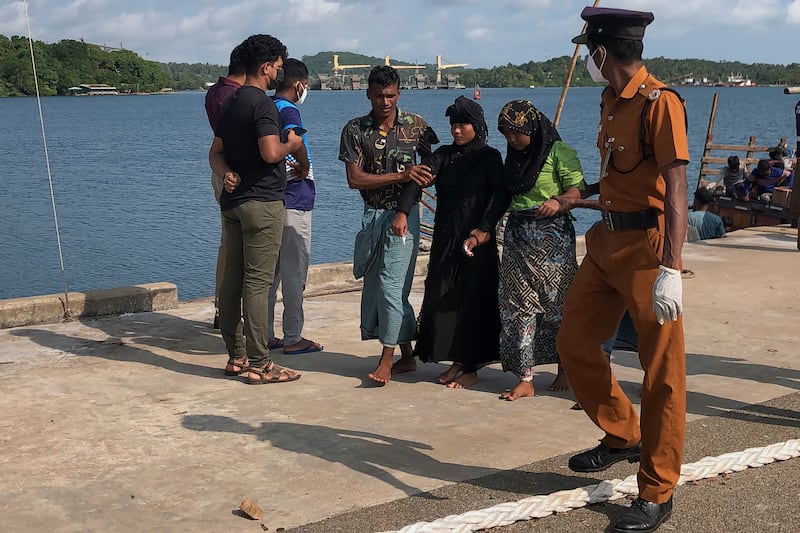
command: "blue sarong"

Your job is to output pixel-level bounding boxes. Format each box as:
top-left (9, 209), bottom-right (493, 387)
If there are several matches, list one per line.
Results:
top-left (353, 205), bottom-right (420, 346)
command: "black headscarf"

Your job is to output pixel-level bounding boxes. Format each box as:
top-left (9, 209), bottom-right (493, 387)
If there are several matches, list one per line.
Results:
top-left (497, 100), bottom-right (561, 195)
top-left (424, 96), bottom-right (489, 174)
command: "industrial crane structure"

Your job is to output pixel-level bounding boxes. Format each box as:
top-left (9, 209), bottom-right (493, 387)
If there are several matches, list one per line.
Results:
top-left (332, 54), bottom-right (372, 73)
top-left (316, 54), bottom-right (468, 90)
top-left (435, 54), bottom-right (468, 86)
top-left (383, 55), bottom-right (425, 70)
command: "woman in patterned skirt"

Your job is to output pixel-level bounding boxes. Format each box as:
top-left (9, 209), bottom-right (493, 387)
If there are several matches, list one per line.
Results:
top-left (496, 100), bottom-right (585, 400)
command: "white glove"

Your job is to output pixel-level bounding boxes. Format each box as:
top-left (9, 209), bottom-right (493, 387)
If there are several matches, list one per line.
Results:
top-left (653, 265), bottom-right (682, 325)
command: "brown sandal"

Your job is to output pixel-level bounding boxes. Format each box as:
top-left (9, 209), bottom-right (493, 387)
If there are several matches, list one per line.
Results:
top-left (246, 362), bottom-right (301, 385)
top-left (224, 356), bottom-right (249, 376)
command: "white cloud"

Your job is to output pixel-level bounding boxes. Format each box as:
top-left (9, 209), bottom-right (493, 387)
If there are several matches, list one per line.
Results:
top-left (466, 27), bottom-right (490, 40)
top-left (289, 0), bottom-right (342, 24)
top-left (1, 0), bottom-right (798, 67)
top-left (787, 0), bottom-right (800, 22)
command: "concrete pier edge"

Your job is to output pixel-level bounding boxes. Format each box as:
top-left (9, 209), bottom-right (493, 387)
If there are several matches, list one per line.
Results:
top-left (0, 282), bottom-right (179, 329)
top-left (0, 235), bottom-right (579, 329)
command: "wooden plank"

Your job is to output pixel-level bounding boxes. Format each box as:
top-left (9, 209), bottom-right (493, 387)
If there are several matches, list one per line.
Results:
top-left (706, 143), bottom-right (773, 152)
top-left (698, 92), bottom-right (719, 190)
top-left (701, 156), bottom-right (796, 165)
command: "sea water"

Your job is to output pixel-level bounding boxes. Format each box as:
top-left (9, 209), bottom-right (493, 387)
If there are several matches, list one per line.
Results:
top-left (1, 86), bottom-right (796, 300)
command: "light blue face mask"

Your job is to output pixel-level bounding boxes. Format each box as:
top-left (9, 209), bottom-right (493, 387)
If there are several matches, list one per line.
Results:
top-left (586, 47), bottom-right (607, 83)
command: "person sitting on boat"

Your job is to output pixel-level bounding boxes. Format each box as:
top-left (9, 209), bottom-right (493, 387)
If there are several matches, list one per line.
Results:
top-left (718, 155), bottom-right (745, 197)
top-left (744, 159), bottom-right (794, 202)
top-left (688, 188), bottom-right (725, 240)
top-left (768, 141), bottom-right (793, 170)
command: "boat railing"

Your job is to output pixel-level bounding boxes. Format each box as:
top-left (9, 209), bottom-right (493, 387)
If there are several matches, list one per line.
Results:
top-left (699, 136), bottom-right (793, 181)
top-left (418, 189), bottom-right (436, 250)
top-left (699, 93), bottom-right (797, 182)
top-left (698, 92), bottom-right (800, 229)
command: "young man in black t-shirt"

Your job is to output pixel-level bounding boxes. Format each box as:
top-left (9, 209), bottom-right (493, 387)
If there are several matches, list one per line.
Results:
top-left (209, 34), bottom-right (304, 384)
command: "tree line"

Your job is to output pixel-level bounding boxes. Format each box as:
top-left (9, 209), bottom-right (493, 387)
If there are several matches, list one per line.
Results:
top-left (5, 34), bottom-right (800, 97)
top-left (297, 52), bottom-right (800, 89)
top-left (0, 35), bottom-right (224, 96)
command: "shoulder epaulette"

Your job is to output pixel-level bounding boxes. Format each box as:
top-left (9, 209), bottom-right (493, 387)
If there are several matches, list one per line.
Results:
top-left (611, 86), bottom-right (688, 175)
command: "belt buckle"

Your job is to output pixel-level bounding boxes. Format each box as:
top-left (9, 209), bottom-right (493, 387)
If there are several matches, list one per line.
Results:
top-left (601, 210), bottom-right (615, 231)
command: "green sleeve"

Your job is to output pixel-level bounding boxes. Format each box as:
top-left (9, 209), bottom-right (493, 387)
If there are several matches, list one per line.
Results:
top-left (553, 141), bottom-right (585, 191)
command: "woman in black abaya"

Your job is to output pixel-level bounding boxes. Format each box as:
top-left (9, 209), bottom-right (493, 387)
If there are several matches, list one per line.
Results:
top-left (403, 96), bottom-right (509, 389)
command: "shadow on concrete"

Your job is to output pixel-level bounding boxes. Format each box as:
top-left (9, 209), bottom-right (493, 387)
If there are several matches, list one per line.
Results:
top-left (283, 350), bottom-right (571, 400)
top-left (10, 311), bottom-right (227, 379)
top-left (611, 350), bottom-right (800, 427)
top-left (683, 390), bottom-right (800, 429)
top-left (615, 350), bottom-right (800, 392)
top-left (276, 349), bottom-right (397, 388)
top-left (691, 232), bottom-right (798, 253)
top-left (182, 414), bottom-right (502, 496)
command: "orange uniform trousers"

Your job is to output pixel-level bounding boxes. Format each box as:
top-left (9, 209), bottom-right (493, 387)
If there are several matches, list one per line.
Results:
top-left (557, 222), bottom-right (686, 504)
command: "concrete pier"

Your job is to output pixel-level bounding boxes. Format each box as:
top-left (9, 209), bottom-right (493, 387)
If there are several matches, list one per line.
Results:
top-left (0, 226), bottom-right (798, 532)
top-left (0, 282), bottom-right (178, 329)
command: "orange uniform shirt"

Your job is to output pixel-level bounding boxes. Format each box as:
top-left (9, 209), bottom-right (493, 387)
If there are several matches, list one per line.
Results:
top-left (597, 66), bottom-right (690, 214)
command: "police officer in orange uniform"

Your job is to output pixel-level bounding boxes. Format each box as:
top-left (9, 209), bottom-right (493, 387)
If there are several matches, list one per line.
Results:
top-left (556, 7), bottom-right (689, 533)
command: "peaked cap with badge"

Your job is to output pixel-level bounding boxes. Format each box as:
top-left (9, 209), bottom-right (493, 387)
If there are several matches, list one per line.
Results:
top-left (571, 6), bottom-right (654, 44)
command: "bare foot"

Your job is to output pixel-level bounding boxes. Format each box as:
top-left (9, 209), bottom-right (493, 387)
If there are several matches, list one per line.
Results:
top-left (499, 380), bottom-right (534, 401)
top-left (447, 371), bottom-right (478, 389)
top-left (548, 366), bottom-right (571, 392)
top-left (438, 363), bottom-right (462, 384)
top-left (391, 357), bottom-right (417, 375)
top-left (368, 361), bottom-right (393, 384)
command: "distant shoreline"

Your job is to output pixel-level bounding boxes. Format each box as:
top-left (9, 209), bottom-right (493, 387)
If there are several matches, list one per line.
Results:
top-left (2, 84), bottom-right (795, 99)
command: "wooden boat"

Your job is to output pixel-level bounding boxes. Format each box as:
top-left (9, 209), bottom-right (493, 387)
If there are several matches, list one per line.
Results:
top-left (698, 93), bottom-right (800, 230)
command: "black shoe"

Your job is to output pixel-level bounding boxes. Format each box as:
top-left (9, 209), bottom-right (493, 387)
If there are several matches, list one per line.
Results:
top-left (568, 442), bottom-right (641, 473)
top-left (213, 313), bottom-right (220, 330)
top-left (613, 496), bottom-right (673, 532)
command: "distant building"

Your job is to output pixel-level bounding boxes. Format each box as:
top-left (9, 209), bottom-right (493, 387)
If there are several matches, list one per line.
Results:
top-left (68, 84), bottom-right (119, 96)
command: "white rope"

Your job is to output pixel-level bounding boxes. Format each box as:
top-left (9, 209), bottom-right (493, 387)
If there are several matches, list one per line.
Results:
top-left (23, 0), bottom-right (71, 317)
top-left (384, 439), bottom-right (800, 533)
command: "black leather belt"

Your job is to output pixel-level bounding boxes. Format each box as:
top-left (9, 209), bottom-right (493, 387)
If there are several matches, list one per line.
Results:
top-left (600, 209), bottom-right (659, 231)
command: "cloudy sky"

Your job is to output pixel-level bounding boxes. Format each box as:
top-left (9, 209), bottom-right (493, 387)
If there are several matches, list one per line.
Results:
top-left (2, 0), bottom-right (800, 68)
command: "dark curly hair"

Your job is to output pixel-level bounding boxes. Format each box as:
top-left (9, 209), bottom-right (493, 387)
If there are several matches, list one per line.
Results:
top-left (694, 187), bottom-right (715, 206)
top-left (237, 34), bottom-right (287, 76)
top-left (276, 58), bottom-right (309, 91)
top-left (227, 44), bottom-right (245, 77)
top-left (367, 65), bottom-right (400, 89)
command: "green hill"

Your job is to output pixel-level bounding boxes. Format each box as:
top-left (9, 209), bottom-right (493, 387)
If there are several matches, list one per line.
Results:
top-left (0, 35), bottom-right (176, 96)
top-left (4, 34), bottom-right (800, 97)
top-left (298, 52), bottom-right (800, 89)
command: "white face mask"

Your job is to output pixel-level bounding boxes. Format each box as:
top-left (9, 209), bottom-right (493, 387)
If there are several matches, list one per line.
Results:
top-left (296, 83), bottom-right (308, 105)
top-left (586, 47), bottom-right (607, 83)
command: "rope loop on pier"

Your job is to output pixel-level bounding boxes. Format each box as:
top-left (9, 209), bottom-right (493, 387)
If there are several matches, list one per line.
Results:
top-left (385, 438), bottom-right (800, 533)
